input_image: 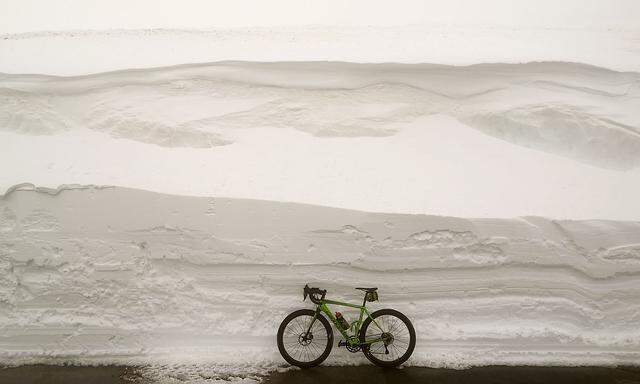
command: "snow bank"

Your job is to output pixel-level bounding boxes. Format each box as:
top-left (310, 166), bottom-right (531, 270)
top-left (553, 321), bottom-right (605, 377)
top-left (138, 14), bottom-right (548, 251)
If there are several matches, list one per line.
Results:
top-left (1, 185), bottom-right (639, 367)
top-left (1, 62), bottom-right (639, 220)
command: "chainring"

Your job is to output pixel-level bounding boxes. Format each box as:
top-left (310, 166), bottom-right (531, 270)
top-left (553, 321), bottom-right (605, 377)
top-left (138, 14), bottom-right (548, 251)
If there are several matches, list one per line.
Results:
top-left (345, 336), bottom-right (361, 353)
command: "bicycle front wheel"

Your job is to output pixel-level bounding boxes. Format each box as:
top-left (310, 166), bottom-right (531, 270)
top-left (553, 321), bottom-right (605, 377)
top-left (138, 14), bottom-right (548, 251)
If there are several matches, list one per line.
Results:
top-left (277, 309), bottom-right (333, 368)
top-left (359, 308), bottom-right (416, 367)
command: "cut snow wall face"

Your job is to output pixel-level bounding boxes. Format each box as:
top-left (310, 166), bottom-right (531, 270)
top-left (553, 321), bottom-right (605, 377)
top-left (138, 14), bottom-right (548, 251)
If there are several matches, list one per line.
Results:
top-left (1, 186), bottom-right (639, 366)
top-left (1, 62), bottom-right (639, 170)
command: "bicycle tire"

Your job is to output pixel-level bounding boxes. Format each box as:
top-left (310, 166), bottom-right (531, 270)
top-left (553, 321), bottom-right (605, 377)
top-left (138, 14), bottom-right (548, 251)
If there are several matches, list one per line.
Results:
top-left (359, 308), bottom-right (416, 367)
top-left (277, 309), bottom-right (333, 368)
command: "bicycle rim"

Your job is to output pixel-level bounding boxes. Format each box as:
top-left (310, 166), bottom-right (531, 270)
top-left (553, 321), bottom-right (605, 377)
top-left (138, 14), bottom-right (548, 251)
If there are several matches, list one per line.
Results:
top-left (279, 312), bottom-right (331, 366)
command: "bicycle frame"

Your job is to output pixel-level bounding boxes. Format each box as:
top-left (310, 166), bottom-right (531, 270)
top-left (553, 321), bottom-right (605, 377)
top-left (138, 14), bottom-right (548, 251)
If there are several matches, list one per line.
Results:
top-left (306, 297), bottom-right (385, 347)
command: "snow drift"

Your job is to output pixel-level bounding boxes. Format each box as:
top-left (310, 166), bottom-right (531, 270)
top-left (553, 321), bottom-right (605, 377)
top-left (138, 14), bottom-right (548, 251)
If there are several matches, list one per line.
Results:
top-left (1, 61), bottom-right (640, 220)
top-left (1, 185), bottom-right (639, 367)
top-left (2, 61), bottom-right (638, 169)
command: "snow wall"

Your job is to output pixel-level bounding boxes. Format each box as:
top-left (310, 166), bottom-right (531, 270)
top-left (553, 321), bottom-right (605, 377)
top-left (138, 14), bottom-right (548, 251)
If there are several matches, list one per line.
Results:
top-left (1, 185), bottom-right (639, 367)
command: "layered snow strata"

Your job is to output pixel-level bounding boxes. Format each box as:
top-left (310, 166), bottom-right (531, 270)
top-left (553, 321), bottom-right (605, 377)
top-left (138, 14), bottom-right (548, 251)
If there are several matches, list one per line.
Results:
top-left (1, 185), bottom-right (639, 366)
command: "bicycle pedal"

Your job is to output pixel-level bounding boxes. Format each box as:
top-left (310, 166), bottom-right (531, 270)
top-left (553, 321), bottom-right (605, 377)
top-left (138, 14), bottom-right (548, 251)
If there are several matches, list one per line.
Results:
top-left (338, 340), bottom-right (347, 347)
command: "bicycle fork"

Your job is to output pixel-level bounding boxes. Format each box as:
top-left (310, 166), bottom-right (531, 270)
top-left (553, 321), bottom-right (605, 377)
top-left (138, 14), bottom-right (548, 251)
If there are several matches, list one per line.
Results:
top-left (302, 306), bottom-right (321, 340)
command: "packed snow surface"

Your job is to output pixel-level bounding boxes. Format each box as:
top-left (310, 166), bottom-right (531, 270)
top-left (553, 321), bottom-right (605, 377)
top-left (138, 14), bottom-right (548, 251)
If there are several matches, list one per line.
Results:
top-left (1, 61), bottom-right (639, 219)
top-left (1, 185), bottom-right (639, 368)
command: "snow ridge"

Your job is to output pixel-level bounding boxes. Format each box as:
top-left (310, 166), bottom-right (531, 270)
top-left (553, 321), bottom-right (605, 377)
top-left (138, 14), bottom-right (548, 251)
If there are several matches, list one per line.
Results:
top-left (1, 61), bottom-right (638, 170)
top-left (1, 183), bottom-right (114, 199)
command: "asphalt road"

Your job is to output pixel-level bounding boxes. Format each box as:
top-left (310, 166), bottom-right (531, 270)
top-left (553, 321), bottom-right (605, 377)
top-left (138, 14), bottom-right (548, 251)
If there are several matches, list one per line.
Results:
top-left (2, 364), bottom-right (640, 384)
top-left (0, 365), bottom-right (137, 384)
top-left (265, 366), bottom-right (640, 384)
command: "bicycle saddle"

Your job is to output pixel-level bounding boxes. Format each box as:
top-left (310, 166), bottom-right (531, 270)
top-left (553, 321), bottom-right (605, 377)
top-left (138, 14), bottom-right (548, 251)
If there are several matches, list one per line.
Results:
top-left (355, 287), bottom-right (378, 292)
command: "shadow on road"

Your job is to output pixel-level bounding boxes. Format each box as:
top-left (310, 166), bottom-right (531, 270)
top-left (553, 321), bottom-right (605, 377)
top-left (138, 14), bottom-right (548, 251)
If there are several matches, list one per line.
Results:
top-left (264, 366), bottom-right (640, 384)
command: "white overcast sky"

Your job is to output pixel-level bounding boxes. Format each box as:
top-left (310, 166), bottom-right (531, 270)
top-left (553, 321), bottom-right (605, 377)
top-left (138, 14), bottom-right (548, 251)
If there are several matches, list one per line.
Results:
top-left (1, 0), bottom-right (639, 34)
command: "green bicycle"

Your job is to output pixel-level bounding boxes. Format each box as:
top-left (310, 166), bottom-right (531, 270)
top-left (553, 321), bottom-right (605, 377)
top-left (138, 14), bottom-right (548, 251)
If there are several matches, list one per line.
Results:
top-left (277, 285), bottom-right (416, 368)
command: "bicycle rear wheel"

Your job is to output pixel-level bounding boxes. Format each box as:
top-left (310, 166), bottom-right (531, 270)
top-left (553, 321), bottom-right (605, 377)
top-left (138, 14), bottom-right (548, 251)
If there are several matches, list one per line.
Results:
top-left (277, 309), bottom-right (333, 368)
top-left (359, 308), bottom-right (416, 367)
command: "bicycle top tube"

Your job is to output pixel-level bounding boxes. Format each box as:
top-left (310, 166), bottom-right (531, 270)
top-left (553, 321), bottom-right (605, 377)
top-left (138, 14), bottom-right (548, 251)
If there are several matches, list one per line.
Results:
top-left (322, 298), bottom-right (364, 309)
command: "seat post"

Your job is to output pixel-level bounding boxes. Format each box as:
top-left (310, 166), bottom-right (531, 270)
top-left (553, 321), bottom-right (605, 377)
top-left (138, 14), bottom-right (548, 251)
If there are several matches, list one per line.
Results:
top-left (362, 294), bottom-right (367, 308)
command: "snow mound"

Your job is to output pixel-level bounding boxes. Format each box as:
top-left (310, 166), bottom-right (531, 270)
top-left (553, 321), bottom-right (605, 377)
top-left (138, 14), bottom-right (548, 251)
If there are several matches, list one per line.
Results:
top-left (465, 103), bottom-right (640, 171)
top-left (1, 186), bottom-right (639, 367)
top-left (1, 62), bottom-right (638, 170)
